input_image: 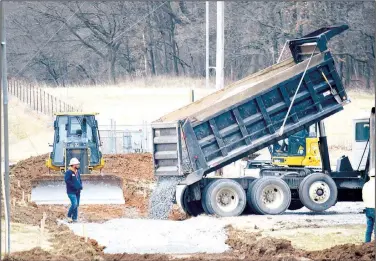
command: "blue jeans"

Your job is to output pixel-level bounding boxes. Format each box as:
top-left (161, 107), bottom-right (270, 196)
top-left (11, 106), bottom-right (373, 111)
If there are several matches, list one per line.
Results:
top-left (67, 193), bottom-right (80, 221)
top-left (365, 208), bottom-right (375, 243)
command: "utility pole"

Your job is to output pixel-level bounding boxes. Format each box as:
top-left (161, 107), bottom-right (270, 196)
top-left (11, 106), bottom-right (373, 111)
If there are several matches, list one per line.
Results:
top-left (215, 1), bottom-right (225, 177)
top-left (215, 1), bottom-right (224, 90)
top-left (205, 1), bottom-right (209, 89)
top-left (0, 1), bottom-right (11, 254)
top-left (0, 1), bottom-right (2, 256)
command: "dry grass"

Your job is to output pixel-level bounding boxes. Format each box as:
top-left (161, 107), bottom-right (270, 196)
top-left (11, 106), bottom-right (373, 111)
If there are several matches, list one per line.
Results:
top-left (39, 76), bottom-right (213, 89)
top-left (2, 96), bottom-right (54, 162)
top-left (1, 220), bottom-right (52, 255)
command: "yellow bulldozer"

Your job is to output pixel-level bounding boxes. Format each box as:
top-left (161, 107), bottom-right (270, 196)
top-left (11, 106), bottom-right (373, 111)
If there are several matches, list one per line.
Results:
top-left (269, 124), bottom-right (321, 167)
top-left (45, 112), bottom-right (105, 173)
top-left (31, 112), bottom-right (124, 205)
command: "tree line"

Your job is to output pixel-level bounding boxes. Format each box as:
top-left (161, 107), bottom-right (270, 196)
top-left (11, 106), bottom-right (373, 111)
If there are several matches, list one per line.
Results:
top-left (5, 1), bottom-right (375, 89)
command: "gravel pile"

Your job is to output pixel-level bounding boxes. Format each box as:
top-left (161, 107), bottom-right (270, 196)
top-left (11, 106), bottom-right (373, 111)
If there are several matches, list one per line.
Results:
top-left (148, 176), bottom-right (183, 219)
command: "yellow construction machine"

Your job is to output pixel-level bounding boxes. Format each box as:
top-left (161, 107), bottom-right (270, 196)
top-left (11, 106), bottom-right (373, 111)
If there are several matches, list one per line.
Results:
top-left (45, 112), bottom-right (105, 173)
top-left (269, 124), bottom-right (321, 167)
top-left (31, 112), bottom-right (124, 205)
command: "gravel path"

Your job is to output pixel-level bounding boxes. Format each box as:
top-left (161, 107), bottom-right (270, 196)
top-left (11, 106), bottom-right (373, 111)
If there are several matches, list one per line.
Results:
top-left (66, 202), bottom-right (365, 255)
top-left (68, 216), bottom-right (229, 254)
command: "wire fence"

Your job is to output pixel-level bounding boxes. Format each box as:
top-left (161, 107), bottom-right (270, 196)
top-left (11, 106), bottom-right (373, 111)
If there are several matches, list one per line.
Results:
top-left (7, 78), bottom-right (81, 116)
top-left (98, 120), bottom-right (152, 154)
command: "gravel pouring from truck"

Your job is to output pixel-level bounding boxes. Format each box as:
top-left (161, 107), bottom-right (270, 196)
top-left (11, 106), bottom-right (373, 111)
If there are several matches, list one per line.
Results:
top-left (150, 25), bottom-right (354, 218)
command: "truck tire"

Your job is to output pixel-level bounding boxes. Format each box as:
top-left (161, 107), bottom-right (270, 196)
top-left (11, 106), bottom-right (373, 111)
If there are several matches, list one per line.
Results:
top-left (298, 173), bottom-right (337, 212)
top-left (204, 179), bottom-right (246, 217)
top-left (201, 183), bottom-right (214, 215)
top-left (182, 186), bottom-right (204, 216)
top-left (288, 200), bottom-right (304, 211)
top-left (246, 179), bottom-right (259, 214)
top-left (247, 177), bottom-right (291, 215)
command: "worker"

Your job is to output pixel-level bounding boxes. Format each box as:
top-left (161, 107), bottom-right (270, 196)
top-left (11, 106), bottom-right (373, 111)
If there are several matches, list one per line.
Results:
top-left (362, 168), bottom-right (375, 243)
top-left (64, 158), bottom-right (83, 223)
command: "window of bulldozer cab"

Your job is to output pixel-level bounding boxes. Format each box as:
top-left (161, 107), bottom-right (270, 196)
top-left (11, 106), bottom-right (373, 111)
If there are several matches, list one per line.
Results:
top-left (70, 117), bottom-right (82, 135)
top-left (68, 116), bottom-right (93, 141)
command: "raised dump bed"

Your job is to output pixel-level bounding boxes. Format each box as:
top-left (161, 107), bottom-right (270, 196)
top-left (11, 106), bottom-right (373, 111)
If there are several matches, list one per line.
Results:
top-left (149, 25), bottom-right (357, 218)
top-left (152, 25), bottom-right (349, 184)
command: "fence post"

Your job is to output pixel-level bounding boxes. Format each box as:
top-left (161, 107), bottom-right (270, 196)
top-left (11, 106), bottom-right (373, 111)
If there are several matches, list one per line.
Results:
top-left (44, 91), bottom-right (46, 114)
top-left (36, 88), bottom-right (39, 112)
top-left (39, 88), bottom-right (42, 113)
top-left (48, 94), bottom-right (50, 115)
top-left (32, 86), bottom-right (35, 110)
top-left (59, 100), bottom-right (62, 112)
top-left (55, 97), bottom-right (57, 113)
top-left (29, 84), bottom-right (31, 106)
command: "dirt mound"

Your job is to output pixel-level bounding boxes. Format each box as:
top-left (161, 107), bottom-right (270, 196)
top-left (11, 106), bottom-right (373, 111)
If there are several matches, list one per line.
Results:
top-left (225, 226), bottom-right (304, 261)
top-left (100, 153), bottom-right (154, 215)
top-left (226, 225), bottom-right (375, 261)
top-left (8, 153), bottom-right (154, 222)
top-left (9, 154), bottom-right (49, 202)
top-left (3, 247), bottom-right (72, 261)
top-left (100, 154), bottom-right (154, 181)
top-left (307, 241), bottom-right (375, 261)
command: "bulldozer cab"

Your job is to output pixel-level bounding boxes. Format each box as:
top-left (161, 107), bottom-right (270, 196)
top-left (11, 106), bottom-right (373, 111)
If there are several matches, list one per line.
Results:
top-left (47, 112), bottom-right (104, 173)
top-left (269, 124), bottom-right (321, 167)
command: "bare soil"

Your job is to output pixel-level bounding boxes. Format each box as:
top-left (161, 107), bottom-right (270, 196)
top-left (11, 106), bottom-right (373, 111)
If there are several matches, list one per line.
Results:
top-left (8, 153), bottom-right (154, 224)
top-left (4, 226), bottom-right (374, 261)
top-left (4, 154), bottom-right (375, 261)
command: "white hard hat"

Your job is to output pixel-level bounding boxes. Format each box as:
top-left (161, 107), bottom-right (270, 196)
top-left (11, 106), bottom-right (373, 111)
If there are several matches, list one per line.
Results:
top-left (69, 158), bottom-right (80, 166)
top-left (369, 168), bottom-right (375, 177)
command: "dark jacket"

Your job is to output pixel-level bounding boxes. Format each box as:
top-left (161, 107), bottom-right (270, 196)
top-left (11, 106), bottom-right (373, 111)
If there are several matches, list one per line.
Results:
top-left (64, 168), bottom-right (83, 194)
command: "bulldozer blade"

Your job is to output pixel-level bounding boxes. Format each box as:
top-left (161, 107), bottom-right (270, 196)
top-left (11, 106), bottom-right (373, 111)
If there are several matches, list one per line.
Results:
top-left (31, 175), bottom-right (125, 205)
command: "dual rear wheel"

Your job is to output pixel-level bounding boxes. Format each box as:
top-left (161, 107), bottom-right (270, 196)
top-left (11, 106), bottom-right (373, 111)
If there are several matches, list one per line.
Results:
top-left (201, 177), bottom-right (291, 217)
top-left (247, 177), bottom-right (291, 215)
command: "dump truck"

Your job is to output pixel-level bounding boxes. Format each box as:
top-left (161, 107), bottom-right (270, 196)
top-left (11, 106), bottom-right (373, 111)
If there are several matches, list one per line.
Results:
top-left (31, 112), bottom-right (124, 205)
top-left (151, 25), bottom-right (374, 217)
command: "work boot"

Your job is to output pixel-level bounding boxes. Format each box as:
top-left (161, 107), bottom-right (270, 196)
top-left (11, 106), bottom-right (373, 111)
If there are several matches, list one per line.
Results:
top-left (65, 217), bottom-right (73, 223)
top-left (72, 219), bottom-right (79, 223)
